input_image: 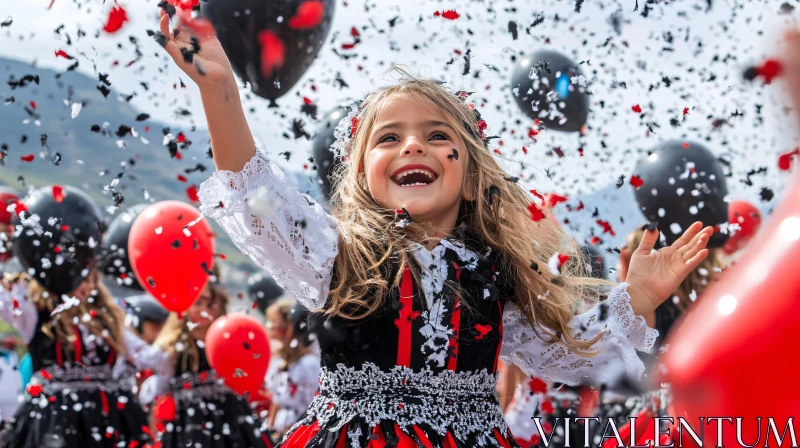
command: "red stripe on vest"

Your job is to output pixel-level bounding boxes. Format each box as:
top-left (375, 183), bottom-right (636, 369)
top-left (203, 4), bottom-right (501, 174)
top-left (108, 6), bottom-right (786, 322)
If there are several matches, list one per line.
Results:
top-left (55, 340), bottom-right (63, 368)
top-left (396, 265), bottom-right (414, 368)
top-left (446, 296), bottom-right (461, 371)
top-left (99, 389), bottom-right (109, 415)
top-left (493, 301), bottom-right (503, 373)
top-left (72, 325), bottom-right (83, 365)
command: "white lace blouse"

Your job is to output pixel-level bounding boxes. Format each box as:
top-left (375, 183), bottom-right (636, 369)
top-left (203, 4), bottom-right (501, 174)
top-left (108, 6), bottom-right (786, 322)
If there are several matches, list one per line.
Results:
top-left (197, 142), bottom-right (659, 386)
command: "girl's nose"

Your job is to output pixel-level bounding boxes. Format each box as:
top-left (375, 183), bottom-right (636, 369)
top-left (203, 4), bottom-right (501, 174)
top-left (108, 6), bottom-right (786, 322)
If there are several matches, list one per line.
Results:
top-left (401, 138), bottom-right (427, 156)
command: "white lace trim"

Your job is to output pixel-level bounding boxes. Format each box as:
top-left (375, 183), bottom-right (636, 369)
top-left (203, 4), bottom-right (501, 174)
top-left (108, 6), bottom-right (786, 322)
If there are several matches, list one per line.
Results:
top-left (198, 140), bottom-right (339, 311)
top-left (500, 283), bottom-right (659, 387)
top-left (290, 362), bottom-right (509, 446)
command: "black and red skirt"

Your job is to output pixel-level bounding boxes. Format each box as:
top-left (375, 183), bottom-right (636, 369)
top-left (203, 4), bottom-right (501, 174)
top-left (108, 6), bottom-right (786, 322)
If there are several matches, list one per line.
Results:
top-left (277, 363), bottom-right (519, 448)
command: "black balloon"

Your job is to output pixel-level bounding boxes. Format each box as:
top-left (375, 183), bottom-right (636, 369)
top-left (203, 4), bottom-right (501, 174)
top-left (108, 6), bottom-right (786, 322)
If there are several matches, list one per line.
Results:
top-left (99, 203), bottom-right (147, 290)
top-left (201, 0), bottom-right (335, 106)
top-left (580, 245), bottom-right (607, 280)
top-left (312, 105), bottom-right (349, 200)
top-left (633, 140), bottom-right (729, 247)
top-left (248, 273), bottom-right (284, 314)
top-left (511, 50), bottom-right (589, 133)
top-left (12, 186), bottom-right (104, 296)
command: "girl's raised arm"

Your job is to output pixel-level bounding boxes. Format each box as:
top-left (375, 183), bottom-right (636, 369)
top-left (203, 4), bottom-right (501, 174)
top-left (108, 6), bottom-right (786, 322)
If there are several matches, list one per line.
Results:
top-left (157, 12), bottom-right (338, 310)
top-left (156, 11), bottom-right (253, 172)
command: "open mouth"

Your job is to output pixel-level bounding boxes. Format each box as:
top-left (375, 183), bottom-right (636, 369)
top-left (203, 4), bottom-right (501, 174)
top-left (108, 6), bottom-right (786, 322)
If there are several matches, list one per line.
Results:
top-left (391, 167), bottom-right (439, 187)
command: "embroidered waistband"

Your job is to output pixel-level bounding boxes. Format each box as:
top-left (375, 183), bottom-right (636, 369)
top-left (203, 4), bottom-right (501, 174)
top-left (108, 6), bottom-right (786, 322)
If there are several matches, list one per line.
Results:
top-left (302, 363), bottom-right (508, 443)
top-left (32, 365), bottom-right (130, 394)
top-left (171, 371), bottom-right (232, 402)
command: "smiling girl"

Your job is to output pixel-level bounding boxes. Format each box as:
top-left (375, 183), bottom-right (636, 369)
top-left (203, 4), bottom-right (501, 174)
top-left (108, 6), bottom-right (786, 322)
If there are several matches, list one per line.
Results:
top-left (157, 12), bottom-right (713, 447)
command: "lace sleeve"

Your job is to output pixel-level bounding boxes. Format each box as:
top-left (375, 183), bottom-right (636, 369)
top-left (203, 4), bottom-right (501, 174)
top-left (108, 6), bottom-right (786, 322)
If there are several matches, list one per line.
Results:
top-left (0, 280), bottom-right (38, 344)
top-left (123, 329), bottom-right (174, 398)
top-left (500, 283), bottom-right (659, 386)
top-left (198, 140), bottom-right (339, 311)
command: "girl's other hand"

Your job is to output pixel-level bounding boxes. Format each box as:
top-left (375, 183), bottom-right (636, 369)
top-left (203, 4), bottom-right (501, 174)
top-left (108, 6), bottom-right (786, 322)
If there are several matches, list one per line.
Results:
top-left (783, 28), bottom-right (800, 125)
top-left (625, 222), bottom-right (713, 317)
top-left (157, 10), bottom-right (235, 90)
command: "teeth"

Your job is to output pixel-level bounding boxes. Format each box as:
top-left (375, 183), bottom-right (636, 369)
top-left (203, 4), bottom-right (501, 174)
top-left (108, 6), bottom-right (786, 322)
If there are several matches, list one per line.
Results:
top-left (401, 182), bottom-right (429, 187)
top-left (394, 168), bottom-right (436, 182)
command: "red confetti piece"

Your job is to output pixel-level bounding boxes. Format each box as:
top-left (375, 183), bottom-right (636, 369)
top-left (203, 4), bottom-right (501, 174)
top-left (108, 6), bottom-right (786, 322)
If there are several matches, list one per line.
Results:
top-left (434, 10), bottom-right (441, 16)
top-left (576, 201), bottom-right (584, 211)
top-left (778, 148), bottom-right (800, 171)
top-left (350, 26), bottom-right (360, 38)
top-left (20, 154), bottom-right (34, 162)
top-left (545, 193), bottom-right (568, 208)
top-left (630, 175), bottom-right (644, 188)
top-left (303, 97), bottom-right (313, 105)
top-left (175, 151), bottom-right (182, 160)
top-left (596, 219), bottom-right (616, 236)
top-left (473, 324), bottom-right (492, 340)
top-left (522, 146), bottom-right (528, 154)
top-left (176, 132), bottom-right (186, 143)
top-left (631, 104), bottom-right (642, 113)
top-left (258, 30), bottom-right (286, 77)
top-left (26, 384), bottom-right (42, 397)
top-left (540, 399), bottom-right (554, 414)
top-left (103, 6), bottom-right (129, 34)
top-left (186, 185), bottom-right (200, 203)
top-left (528, 127), bottom-right (539, 138)
top-left (41, 370), bottom-right (52, 380)
top-left (288, 1), bottom-right (326, 30)
top-left (682, 142), bottom-right (690, 149)
top-left (11, 200), bottom-right (27, 215)
top-left (556, 253), bottom-right (570, 266)
top-left (683, 107), bottom-right (690, 117)
top-left (527, 203), bottom-right (545, 222)
top-left (590, 236), bottom-right (601, 246)
top-left (529, 377), bottom-right (547, 394)
top-left (441, 10), bottom-right (460, 20)
top-left (177, 175), bottom-right (187, 183)
top-left (54, 49), bottom-right (72, 59)
top-left (759, 59), bottom-right (783, 84)
top-left (52, 186), bottom-right (65, 203)
top-left (29, 101), bottom-right (37, 110)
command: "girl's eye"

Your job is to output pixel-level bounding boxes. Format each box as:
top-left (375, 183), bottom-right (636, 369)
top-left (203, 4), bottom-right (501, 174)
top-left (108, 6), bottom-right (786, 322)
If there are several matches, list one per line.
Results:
top-left (430, 132), bottom-right (450, 141)
top-left (379, 134), bottom-right (398, 143)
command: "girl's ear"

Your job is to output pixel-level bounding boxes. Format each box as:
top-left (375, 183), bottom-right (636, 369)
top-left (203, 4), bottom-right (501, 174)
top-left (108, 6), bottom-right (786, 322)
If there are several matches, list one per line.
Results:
top-left (462, 186), bottom-right (475, 202)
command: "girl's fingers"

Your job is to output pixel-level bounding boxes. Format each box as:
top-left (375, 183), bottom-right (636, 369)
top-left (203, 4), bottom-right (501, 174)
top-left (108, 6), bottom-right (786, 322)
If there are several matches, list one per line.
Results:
top-left (677, 227), bottom-right (710, 255)
top-left (671, 221), bottom-right (703, 250)
top-left (682, 235), bottom-right (707, 261)
top-left (158, 14), bottom-right (190, 67)
top-left (685, 249), bottom-right (710, 271)
top-left (634, 226), bottom-right (660, 255)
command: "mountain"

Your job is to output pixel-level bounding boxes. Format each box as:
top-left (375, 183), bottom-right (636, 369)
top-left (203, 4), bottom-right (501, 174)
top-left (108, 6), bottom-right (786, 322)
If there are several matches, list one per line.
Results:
top-left (0, 56), bottom-right (322, 292)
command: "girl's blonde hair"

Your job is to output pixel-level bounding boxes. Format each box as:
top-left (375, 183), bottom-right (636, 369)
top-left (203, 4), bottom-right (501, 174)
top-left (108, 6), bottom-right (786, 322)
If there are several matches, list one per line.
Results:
top-left (326, 69), bottom-right (608, 352)
top-left (154, 282), bottom-right (229, 373)
top-left (15, 270), bottom-right (127, 359)
top-left (266, 297), bottom-right (308, 366)
top-left (623, 227), bottom-right (726, 311)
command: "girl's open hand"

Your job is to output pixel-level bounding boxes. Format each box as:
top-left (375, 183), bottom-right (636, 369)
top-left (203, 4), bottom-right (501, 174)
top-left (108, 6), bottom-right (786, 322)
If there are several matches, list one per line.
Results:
top-left (783, 29), bottom-right (800, 126)
top-left (625, 222), bottom-right (713, 315)
top-left (157, 10), bottom-right (234, 89)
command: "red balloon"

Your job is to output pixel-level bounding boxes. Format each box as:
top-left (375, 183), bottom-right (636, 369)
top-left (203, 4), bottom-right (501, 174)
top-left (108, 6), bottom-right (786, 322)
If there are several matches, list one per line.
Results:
top-left (724, 200), bottom-right (762, 255)
top-left (663, 174), bottom-right (800, 446)
top-left (0, 187), bottom-right (19, 225)
top-left (128, 201), bottom-right (215, 313)
top-left (205, 314), bottom-right (271, 396)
